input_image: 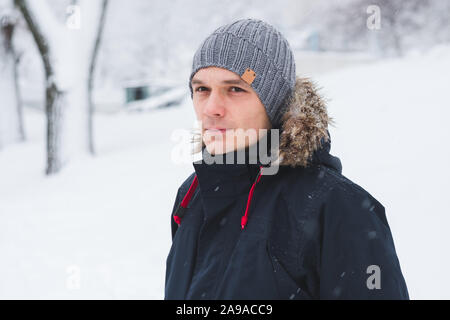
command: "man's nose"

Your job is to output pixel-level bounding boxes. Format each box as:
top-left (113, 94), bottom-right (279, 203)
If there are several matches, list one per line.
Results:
top-left (203, 91), bottom-right (226, 118)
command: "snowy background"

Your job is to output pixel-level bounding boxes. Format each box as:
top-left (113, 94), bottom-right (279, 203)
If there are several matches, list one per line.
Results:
top-left (0, 0), bottom-right (449, 299)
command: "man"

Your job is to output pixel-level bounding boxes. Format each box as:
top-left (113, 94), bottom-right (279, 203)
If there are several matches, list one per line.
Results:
top-left (165, 18), bottom-right (409, 300)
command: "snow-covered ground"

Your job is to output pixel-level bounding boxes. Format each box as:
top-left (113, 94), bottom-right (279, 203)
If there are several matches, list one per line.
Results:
top-left (0, 99), bottom-right (196, 299)
top-left (1, 46), bottom-right (449, 299)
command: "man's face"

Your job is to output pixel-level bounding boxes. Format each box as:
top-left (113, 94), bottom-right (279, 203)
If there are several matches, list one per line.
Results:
top-left (191, 67), bottom-right (271, 155)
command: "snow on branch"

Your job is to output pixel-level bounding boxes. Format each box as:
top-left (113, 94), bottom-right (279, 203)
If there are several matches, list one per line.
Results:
top-left (13, 0), bottom-right (63, 78)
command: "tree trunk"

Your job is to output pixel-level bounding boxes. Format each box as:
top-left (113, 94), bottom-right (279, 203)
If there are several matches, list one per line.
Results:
top-left (15, 0), bottom-right (109, 175)
top-left (13, 52), bottom-right (25, 141)
top-left (45, 81), bottom-right (63, 174)
top-left (14, 0), bottom-right (64, 174)
top-left (87, 0), bottom-right (109, 155)
top-left (0, 11), bottom-right (24, 148)
top-left (0, 49), bottom-right (19, 148)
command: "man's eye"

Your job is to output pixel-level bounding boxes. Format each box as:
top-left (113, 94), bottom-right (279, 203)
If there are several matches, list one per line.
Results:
top-left (195, 86), bottom-right (208, 92)
top-left (231, 87), bottom-right (245, 92)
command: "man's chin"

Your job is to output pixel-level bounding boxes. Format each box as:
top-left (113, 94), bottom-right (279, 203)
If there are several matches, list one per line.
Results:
top-left (204, 142), bottom-right (249, 157)
top-left (205, 144), bottom-right (227, 156)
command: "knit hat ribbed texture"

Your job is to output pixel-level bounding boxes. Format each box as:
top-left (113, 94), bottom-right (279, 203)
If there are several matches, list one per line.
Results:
top-left (189, 18), bottom-right (296, 129)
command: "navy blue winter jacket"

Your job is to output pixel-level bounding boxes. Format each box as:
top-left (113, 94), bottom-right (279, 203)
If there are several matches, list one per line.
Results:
top-left (165, 78), bottom-right (409, 300)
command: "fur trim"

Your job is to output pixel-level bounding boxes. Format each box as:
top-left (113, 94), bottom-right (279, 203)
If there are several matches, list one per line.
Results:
top-left (279, 77), bottom-right (334, 167)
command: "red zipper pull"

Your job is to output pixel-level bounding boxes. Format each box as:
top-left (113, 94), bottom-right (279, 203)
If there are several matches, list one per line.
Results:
top-left (241, 166), bottom-right (263, 230)
top-left (173, 175), bottom-right (198, 225)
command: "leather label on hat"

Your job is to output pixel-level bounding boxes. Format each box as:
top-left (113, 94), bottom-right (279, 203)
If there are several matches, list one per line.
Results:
top-left (241, 68), bottom-right (256, 85)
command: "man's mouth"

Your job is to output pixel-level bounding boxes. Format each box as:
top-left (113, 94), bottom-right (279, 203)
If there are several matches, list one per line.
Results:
top-left (205, 128), bottom-right (229, 134)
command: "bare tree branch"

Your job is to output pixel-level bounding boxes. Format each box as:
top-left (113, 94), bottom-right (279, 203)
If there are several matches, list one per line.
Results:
top-left (13, 0), bottom-right (53, 79)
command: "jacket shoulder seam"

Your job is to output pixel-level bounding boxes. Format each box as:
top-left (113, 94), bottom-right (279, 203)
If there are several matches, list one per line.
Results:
top-left (319, 165), bottom-right (376, 200)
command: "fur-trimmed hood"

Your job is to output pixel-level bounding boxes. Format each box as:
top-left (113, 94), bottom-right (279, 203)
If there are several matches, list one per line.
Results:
top-left (277, 76), bottom-right (342, 173)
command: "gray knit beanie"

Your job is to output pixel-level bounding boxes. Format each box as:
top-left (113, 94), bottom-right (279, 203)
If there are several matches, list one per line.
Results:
top-left (188, 18), bottom-right (296, 129)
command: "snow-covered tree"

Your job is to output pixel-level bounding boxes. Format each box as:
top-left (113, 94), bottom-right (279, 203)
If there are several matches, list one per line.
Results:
top-left (96, 0), bottom-right (268, 85)
top-left (0, 0), bottom-right (24, 149)
top-left (14, 0), bottom-right (108, 174)
top-left (296, 0), bottom-right (450, 56)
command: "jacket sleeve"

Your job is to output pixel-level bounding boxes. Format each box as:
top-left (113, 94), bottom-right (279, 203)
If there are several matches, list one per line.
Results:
top-left (318, 183), bottom-right (409, 300)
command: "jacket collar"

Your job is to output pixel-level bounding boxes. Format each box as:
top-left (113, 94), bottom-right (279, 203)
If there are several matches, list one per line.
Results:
top-left (191, 147), bottom-right (264, 225)
top-left (193, 146), bottom-right (261, 199)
